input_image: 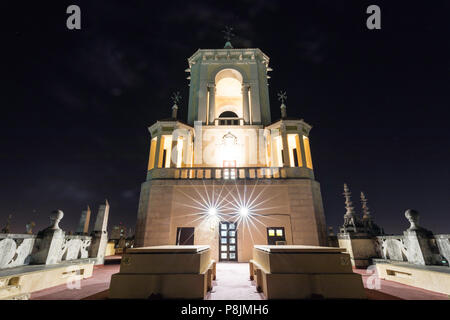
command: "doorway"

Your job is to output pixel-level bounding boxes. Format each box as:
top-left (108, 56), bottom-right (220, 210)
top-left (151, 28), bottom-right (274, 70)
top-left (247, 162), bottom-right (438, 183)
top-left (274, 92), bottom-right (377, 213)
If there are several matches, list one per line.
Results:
top-left (219, 221), bottom-right (237, 261)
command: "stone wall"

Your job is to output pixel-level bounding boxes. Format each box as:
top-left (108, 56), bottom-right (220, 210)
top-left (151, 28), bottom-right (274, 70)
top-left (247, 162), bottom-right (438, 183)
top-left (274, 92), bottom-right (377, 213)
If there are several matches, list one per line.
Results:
top-left (136, 178), bottom-right (328, 262)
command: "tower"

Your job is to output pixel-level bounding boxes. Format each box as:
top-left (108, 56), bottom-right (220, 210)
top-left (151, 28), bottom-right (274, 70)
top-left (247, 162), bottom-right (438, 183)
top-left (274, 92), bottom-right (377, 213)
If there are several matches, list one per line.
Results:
top-left (135, 39), bottom-right (328, 262)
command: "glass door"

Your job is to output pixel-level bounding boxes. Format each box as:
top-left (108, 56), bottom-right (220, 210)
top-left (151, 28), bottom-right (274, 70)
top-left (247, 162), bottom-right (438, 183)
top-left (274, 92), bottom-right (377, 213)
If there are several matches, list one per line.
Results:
top-left (219, 221), bottom-right (237, 261)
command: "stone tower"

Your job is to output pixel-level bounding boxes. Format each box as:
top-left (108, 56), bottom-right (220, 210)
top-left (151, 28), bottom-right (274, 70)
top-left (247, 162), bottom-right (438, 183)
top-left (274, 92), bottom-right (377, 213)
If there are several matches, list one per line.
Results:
top-left (135, 40), bottom-right (328, 262)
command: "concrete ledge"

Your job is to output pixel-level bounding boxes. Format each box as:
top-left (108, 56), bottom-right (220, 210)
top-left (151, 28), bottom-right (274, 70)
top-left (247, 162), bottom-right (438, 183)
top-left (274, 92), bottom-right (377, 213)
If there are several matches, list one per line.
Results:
top-left (250, 245), bottom-right (366, 299)
top-left (375, 261), bottom-right (450, 295)
top-left (0, 260), bottom-right (95, 300)
top-left (108, 245), bottom-right (216, 299)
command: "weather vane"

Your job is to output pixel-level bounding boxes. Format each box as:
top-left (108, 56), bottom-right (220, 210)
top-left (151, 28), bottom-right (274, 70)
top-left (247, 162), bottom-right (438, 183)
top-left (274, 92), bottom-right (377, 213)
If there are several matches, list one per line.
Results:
top-left (277, 91), bottom-right (287, 104)
top-left (171, 91), bottom-right (181, 105)
top-left (222, 26), bottom-right (235, 42)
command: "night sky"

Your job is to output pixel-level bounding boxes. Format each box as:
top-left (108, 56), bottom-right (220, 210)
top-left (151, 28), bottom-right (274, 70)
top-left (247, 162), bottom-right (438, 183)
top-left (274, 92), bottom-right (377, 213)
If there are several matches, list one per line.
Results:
top-left (2, 1), bottom-right (449, 235)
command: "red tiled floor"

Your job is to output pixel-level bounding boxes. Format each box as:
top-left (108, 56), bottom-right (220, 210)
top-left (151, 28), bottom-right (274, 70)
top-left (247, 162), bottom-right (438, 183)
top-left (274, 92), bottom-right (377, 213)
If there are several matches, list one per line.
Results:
top-left (29, 261), bottom-right (450, 300)
top-left (354, 268), bottom-right (449, 300)
top-left (30, 264), bottom-right (120, 300)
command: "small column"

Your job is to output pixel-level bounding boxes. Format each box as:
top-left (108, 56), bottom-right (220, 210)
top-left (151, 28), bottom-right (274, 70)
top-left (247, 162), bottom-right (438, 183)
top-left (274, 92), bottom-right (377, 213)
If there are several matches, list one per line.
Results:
top-left (280, 103), bottom-right (287, 119)
top-left (76, 205), bottom-right (91, 235)
top-left (171, 104), bottom-right (178, 119)
top-left (403, 209), bottom-right (443, 265)
top-left (208, 84), bottom-right (216, 125)
top-left (280, 123), bottom-right (290, 167)
top-left (31, 210), bottom-right (65, 265)
top-left (242, 84), bottom-right (250, 124)
top-left (170, 134), bottom-right (178, 168)
top-left (154, 135), bottom-right (162, 168)
top-left (298, 135), bottom-right (308, 168)
top-left (89, 200), bottom-right (110, 265)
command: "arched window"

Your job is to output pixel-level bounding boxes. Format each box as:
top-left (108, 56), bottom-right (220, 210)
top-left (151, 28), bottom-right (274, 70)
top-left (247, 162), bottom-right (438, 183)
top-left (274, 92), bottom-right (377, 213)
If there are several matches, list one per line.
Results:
top-left (214, 69), bottom-right (243, 120)
top-left (219, 111), bottom-right (239, 125)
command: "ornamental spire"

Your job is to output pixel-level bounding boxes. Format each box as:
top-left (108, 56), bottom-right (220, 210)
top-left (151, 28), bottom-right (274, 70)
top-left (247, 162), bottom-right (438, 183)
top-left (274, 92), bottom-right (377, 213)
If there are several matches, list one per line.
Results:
top-left (342, 183), bottom-right (358, 230)
top-left (222, 26), bottom-right (235, 49)
top-left (171, 91), bottom-right (181, 119)
top-left (277, 90), bottom-right (287, 119)
top-left (360, 191), bottom-right (371, 220)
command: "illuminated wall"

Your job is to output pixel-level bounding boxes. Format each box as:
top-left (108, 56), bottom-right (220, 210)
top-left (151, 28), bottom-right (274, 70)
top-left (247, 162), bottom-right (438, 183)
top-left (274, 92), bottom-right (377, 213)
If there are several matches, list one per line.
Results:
top-left (303, 136), bottom-right (313, 169)
top-left (288, 134), bottom-right (302, 167)
top-left (148, 137), bottom-right (157, 170)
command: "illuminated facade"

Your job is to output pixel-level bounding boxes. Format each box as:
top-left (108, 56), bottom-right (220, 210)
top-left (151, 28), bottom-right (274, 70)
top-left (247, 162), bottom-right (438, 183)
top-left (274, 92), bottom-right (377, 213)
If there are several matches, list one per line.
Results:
top-left (135, 45), bottom-right (327, 262)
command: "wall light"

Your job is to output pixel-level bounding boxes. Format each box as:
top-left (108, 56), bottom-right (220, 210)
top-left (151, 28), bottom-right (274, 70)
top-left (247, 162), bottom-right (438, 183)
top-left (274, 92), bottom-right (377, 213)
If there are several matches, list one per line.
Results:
top-left (208, 207), bottom-right (217, 216)
top-left (239, 207), bottom-right (249, 217)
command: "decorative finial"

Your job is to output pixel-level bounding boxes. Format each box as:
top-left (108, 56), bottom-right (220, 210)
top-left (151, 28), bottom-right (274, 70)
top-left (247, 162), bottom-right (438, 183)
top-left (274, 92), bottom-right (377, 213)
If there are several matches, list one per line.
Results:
top-left (405, 209), bottom-right (420, 231)
top-left (222, 26), bottom-right (235, 49)
top-left (49, 210), bottom-right (64, 230)
top-left (171, 91), bottom-right (181, 119)
top-left (278, 91), bottom-right (287, 119)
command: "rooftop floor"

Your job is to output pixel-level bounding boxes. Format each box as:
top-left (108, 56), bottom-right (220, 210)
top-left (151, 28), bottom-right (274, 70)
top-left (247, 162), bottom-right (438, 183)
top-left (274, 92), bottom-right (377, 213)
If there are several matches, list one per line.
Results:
top-left (29, 259), bottom-right (449, 300)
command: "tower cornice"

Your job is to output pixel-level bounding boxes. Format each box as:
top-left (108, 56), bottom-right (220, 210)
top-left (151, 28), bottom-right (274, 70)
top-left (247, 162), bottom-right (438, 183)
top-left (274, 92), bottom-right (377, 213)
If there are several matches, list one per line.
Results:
top-left (187, 48), bottom-right (270, 68)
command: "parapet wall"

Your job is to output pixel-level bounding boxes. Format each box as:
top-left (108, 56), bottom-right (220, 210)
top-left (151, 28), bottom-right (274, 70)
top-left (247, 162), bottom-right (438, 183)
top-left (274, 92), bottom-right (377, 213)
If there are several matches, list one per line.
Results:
top-left (0, 233), bottom-right (93, 269)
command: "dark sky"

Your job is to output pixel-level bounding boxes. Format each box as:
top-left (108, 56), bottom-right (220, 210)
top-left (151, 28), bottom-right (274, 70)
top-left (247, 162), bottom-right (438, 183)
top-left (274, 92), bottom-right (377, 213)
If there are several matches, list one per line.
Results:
top-left (2, 1), bottom-right (449, 235)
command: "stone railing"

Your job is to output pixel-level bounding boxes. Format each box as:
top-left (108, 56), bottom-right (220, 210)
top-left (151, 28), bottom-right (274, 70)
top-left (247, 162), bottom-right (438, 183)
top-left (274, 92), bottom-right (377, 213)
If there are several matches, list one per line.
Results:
top-left (58, 235), bottom-right (92, 261)
top-left (0, 234), bottom-right (94, 269)
top-left (375, 235), bottom-right (408, 262)
top-left (0, 205), bottom-right (110, 270)
top-left (339, 209), bottom-right (449, 268)
top-left (147, 166), bottom-right (314, 181)
top-left (435, 234), bottom-right (450, 264)
top-left (0, 234), bottom-right (37, 269)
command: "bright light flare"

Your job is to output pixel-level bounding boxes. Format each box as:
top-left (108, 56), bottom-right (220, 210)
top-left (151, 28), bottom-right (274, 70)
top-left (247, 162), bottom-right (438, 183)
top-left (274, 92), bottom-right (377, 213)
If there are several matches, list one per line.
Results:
top-left (239, 207), bottom-right (249, 217)
top-left (208, 207), bottom-right (217, 216)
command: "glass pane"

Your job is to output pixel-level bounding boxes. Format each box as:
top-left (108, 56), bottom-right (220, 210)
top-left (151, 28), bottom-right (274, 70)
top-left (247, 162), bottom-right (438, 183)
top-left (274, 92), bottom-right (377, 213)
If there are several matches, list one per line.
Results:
top-left (268, 229), bottom-right (275, 236)
top-left (221, 224), bottom-right (228, 230)
top-left (221, 253), bottom-right (227, 259)
top-left (276, 229), bottom-right (283, 236)
top-left (230, 253), bottom-right (236, 259)
top-left (229, 246), bottom-right (235, 251)
top-left (221, 231), bottom-right (227, 237)
top-left (229, 231), bottom-right (235, 237)
top-left (229, 238), bottom-right (235, 244)
top-left (229, 223), bottom-right (235, 229)
top-left (221, 245), bottom-right (228, 251)
top-left (221, 238), bottom-right (227, 244)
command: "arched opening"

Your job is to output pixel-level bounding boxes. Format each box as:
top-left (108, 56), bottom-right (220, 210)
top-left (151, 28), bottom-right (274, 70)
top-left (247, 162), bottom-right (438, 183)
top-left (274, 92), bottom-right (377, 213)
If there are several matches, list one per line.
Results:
top-left (214, 69), bottom-right (243, 121)
top-left (218, 111), bottom-right (239, 125)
